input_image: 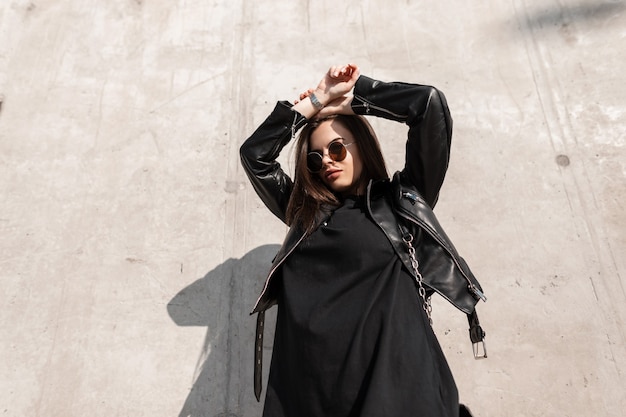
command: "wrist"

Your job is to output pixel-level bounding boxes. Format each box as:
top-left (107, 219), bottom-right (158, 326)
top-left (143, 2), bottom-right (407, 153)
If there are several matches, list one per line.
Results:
top-left (309, 92), bottom-right (324, 110)
top-left (312, 89), bottom-right (332, 107)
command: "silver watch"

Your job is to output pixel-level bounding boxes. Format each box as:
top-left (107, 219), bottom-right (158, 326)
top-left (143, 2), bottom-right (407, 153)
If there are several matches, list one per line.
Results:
top-left (309, 93), bottom-right (324, 110)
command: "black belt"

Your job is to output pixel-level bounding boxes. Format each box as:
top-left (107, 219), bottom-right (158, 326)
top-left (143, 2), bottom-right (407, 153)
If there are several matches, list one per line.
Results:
top-left (253, 310), bottom-right (265, 401)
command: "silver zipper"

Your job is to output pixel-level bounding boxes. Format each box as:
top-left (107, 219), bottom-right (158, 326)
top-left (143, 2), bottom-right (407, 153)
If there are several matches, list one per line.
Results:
top-left (469, 284), bottom-right (488, 302)
top-left (251, 230), bottom-right (308, 314)
top-left (401, 191), bottom-right (418, 205)
top-left (353, 94), bottom-right (407, 120)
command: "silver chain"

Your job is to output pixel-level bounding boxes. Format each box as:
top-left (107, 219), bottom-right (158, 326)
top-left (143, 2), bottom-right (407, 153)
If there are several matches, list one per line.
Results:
top-left (402, 232), bottom-right (433, 326)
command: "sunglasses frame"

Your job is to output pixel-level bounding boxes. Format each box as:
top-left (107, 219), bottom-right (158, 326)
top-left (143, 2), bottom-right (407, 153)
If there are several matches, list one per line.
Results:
top-left (306, 139), bottom-right (355, 173)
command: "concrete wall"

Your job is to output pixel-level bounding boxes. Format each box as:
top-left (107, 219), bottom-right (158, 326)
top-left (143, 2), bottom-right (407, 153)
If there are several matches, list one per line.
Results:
top-left (1, 1), bottom-right (624, 416)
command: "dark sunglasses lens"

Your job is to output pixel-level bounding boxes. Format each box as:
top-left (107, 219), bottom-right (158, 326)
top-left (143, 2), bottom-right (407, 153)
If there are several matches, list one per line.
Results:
top-left (307, 153), bottom-right (323, 173)
top-left (328, 142), bottom-right (347, 161)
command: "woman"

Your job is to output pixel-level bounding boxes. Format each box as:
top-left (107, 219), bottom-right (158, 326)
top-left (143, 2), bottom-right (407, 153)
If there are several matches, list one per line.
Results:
top-left (240, 64), bottom-right (485, 417)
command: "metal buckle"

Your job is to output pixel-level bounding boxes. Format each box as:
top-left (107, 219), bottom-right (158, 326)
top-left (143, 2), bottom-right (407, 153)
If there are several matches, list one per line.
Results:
top-left (472, 338), bottom-right (487, 359)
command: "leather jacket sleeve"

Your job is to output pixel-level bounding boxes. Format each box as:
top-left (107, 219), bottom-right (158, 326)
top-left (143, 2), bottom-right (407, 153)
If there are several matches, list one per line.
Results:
top-left (239, 101), bottom-right (308, 223)
top-left (240, 75), bottom-right (453, 219)
top-left (351, 76), bottom-right (453, 208)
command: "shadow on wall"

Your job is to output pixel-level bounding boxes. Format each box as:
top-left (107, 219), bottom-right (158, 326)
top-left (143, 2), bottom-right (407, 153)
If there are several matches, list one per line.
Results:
top-left (167, 244), bottom-right (281, 417)
top-left (519, 1), bottom-right (625, 31)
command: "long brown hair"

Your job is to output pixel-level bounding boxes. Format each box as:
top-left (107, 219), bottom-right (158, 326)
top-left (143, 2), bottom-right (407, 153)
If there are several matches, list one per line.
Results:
top-left (285, 114), bottom-right (388, 233)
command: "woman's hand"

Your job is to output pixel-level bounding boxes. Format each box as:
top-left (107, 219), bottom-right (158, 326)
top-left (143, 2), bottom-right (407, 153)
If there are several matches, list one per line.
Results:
top-left (314, 64), bottom-right (360, 104)
top-left (292, 64), bottom-right (359, 119)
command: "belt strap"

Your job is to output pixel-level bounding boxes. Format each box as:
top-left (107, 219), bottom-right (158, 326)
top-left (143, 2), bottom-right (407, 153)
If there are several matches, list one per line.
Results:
top-left (468, 310), bottom-right (487, 359)
top-left (254, 310), bottom-right (265, 402)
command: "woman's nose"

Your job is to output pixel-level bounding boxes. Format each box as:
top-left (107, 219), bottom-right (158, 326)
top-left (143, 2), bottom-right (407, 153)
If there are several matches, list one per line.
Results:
top-left (321, 152), bottom-right (334, 166)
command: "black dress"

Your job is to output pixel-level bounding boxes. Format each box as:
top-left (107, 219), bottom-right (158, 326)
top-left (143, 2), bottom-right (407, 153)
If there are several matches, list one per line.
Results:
top-left (262, 196), bottom-right (459, 417)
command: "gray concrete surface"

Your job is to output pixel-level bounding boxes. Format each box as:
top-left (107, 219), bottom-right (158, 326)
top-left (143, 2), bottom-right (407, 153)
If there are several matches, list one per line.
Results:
top-left (0, 1), bottom-right (624, 416)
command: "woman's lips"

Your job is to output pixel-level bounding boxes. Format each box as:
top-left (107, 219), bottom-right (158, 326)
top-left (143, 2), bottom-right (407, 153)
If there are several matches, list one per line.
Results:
top-left (325, 169), bottom-right (341, 181)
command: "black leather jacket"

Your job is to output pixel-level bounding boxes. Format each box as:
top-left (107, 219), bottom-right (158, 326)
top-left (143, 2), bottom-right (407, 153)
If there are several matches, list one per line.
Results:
top-left (240, 75), bottom-right (487, 399)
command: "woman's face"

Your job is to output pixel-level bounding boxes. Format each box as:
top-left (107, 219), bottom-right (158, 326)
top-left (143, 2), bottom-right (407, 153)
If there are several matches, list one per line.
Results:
top-left (308, 119), bottom-right (364, 195)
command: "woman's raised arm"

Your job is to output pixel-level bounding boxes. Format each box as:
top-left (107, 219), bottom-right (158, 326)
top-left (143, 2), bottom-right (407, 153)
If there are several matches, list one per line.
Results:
top-left (351, 76), bottom-right (453, 208)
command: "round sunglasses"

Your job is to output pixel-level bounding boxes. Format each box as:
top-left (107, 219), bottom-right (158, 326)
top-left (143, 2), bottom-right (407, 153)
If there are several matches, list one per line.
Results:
top-left (307, 140), bottom-right (355, 173)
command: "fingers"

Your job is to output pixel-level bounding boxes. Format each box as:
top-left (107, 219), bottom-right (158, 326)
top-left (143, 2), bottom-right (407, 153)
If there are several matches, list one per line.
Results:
top-left (329, 64), bottom-right (359, 79)
top-left (348, 64), bottom-right (360, 80)
top-left (294, 88), bottom-right (314, 104)
top-left (300, 88), bottom-right (314, 100)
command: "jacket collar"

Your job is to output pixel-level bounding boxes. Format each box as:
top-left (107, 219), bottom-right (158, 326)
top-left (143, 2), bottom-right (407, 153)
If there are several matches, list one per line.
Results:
top-left (366, 177), bottom-right (391, 201)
